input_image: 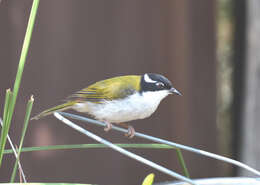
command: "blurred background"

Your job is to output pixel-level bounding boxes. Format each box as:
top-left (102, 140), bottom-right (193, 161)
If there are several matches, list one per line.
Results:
top-left (0, 0), bottom-right (259, 184)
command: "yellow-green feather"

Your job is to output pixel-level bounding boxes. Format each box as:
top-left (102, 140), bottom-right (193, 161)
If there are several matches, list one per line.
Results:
top-left (31, 101), bottom-right (77, 120)
top-left (67, 75), bottom-right (141, 103)
top-left (31, 75), bottom-right (141, 120)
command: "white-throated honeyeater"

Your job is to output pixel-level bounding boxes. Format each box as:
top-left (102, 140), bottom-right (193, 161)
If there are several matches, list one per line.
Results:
top-left (31, 73), bottom-right (181, 138)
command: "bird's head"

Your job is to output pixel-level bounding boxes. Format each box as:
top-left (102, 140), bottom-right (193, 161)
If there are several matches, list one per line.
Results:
top-left (140, 73), bottom-right (182, 96)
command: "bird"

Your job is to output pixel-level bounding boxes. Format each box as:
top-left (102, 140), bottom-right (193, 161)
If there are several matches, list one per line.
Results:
top-left (31, 73), bottom-right (182, 138)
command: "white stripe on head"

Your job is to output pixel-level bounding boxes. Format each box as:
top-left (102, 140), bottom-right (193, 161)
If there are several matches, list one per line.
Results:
top-left (144, 74), bottom-right (157, 83)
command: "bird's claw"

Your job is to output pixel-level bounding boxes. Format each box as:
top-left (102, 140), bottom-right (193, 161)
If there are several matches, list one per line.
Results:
top-left (104, 122), bottom-right (113, 132)
top-left (124, 125), bottom-right (135, 138)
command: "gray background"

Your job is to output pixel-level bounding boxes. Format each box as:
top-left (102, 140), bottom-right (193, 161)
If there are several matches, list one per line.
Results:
top-left (0, 1), bottom-right (218, 184)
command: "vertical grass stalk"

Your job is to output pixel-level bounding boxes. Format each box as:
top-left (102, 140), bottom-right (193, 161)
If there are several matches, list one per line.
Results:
top-left (0, 0), bottom-right (40, 167)
top-left (0, 89), bottom-right (13, 166)
top-left (10, 96), bottom-right (34, 182)
top-left (2, 89), bottom-right (12, 125)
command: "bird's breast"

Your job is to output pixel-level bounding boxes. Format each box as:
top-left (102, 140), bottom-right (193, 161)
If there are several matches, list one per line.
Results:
top-left (73, 90), bottom-right (170, 123)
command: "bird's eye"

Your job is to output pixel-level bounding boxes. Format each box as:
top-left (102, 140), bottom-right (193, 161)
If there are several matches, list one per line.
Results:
top-left (156, 82), bottom-right (164, 88)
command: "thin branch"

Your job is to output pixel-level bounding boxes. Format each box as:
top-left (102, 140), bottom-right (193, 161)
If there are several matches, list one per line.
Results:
top-left (54, 112), bottom-right (198, 185)
top-left (0, 118), bottom-right (26, 182)
top-left (58, 112), bottom-right (260, 177)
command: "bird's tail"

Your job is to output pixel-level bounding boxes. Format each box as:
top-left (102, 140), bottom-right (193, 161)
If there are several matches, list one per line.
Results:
top-left (31, 101), bottom-right (77, 120)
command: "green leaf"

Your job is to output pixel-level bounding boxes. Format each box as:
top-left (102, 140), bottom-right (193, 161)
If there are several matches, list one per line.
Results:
top-left (176, 149), bottom-right (190, 178)
top-left (142, 173), bottom-right (155, 185)
top-left (4, 143), bottom-right (175, 154)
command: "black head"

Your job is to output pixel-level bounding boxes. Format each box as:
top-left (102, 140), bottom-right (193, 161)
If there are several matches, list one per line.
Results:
top-left (140, 73), bottom-right (182, 95)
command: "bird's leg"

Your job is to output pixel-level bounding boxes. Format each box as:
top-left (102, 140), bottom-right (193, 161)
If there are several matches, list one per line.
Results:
top-left (117, 123), bottom-right (135, 138)
top-left (104, 122), bottom-right (113, 132)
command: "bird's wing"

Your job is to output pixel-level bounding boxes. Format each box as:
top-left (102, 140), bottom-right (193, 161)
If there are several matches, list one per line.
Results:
top-left (66, 75), bottom-right (141, 103)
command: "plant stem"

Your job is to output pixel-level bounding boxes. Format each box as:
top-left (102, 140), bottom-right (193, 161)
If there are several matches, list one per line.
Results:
top-left (10, 96), bottom-right (34, 182)
top-left (0, 118), bottom-right (27, 182)
top-left (59, 112), bottom-right (260, 176)
top-left (0, 0), bottom-right (40, 167)
top-left (0, 89), bottom-right (13, 167)
top-left (176, 149), bottom-right (190, 178)
top-left (4, 143), bottom-right (175, 154)
top-left (54, 112), bottom-right (198, 185)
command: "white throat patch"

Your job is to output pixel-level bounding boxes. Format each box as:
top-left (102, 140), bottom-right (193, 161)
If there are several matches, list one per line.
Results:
top-left (144, 74), bottom-right (157, 83)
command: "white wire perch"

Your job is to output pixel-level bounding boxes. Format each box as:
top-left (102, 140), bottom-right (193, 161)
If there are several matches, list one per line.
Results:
top-left (54, 112), bottom-right (198, 185)
top-left (0, 118), bottom-right (27, 182)
top-left (58, 111), bottom-right (260, 177)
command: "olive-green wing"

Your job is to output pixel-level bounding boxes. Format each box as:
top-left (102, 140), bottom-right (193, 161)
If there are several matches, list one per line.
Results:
top-left (67, 75), bottom-right (141, 103)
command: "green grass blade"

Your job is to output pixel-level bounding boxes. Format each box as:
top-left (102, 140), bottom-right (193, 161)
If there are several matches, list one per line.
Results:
top-left (176, 149), bottom-right (190, 178)
top-left (10, 96), bottom-right (34, 182)
top-left (2, 89), bottom-right (12, 125)
top-left (0, 89), bottom-right (13, 166)
top-left (0, 0), bottom-right (39, 168)
top-left (4, 143), bottom-right (175, 154)
top-left (8, 0), bottom-right (39, 117)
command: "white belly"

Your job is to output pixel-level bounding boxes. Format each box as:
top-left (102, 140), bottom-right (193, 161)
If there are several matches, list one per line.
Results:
top-left (73, 90), bottom-right (170, 123)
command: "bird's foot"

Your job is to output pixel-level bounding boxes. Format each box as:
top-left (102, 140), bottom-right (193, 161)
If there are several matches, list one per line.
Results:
top-left (125, 125), bottom-right (135, 139)
top-left (104, 122), bottom-right (113, 132)
top-left (116, 123), bottom-right (136, 138)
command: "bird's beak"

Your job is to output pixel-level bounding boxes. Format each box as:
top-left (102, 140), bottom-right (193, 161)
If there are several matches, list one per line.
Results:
top-left (169, 87), bottom-right (182, 96)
